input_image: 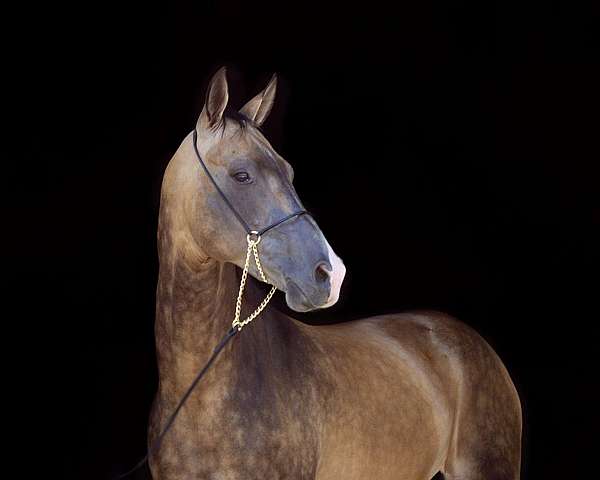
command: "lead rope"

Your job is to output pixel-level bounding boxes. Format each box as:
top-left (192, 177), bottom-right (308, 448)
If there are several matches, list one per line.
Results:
top-left (116, 233), bottom-right (275, 479)
top-left (118, 130), bottom-right (307, 478)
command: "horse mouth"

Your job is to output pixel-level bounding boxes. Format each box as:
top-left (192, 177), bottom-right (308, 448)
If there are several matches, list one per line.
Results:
top-left (284, 279), bottom-right (319, 312)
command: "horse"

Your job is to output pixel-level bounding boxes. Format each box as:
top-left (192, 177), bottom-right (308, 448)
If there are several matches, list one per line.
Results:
top-left (148, 67), bottom-right (522, 480)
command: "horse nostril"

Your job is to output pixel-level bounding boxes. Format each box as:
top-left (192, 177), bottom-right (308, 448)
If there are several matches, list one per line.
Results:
top-left (314, 261), bottom-right (331, 284)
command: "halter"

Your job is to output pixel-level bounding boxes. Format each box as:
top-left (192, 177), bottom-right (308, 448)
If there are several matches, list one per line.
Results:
top-left (192, 128), bottom-right (309, 331)
top-left (118, 129), bottom-right (312, 478)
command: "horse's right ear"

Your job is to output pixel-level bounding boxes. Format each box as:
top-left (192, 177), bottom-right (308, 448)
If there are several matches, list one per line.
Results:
top-left (239, 73), bottom-right (277, 127)
top-left (198, 67), bottom-right (229, 130)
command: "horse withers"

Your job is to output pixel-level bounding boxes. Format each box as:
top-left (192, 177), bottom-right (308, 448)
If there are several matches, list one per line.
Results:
top-left (149, 67), bottom-right (522, 480)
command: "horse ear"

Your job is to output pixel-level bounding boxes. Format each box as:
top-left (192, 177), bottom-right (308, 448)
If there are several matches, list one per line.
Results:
top-left (198, 67), bottom-right (229, 129)
top-left (239, 74), bottom-right (277, 127)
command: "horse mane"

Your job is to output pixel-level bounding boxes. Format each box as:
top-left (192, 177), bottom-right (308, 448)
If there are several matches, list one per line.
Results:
top-left (214, 109), bottom-right (253, 137)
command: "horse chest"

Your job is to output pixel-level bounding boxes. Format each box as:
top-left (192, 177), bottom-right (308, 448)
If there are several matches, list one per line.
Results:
top-left (150, 381), bottom-right (320, 480)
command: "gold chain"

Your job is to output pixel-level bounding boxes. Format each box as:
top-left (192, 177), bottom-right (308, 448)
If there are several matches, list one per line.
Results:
top-left (231, 232), bottom-right (278, 332)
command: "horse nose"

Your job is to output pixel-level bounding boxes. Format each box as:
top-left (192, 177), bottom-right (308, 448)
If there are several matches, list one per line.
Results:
top-left (314, 261), bottom-right (332, 285)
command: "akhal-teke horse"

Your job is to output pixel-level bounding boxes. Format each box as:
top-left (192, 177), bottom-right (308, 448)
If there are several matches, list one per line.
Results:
top-left (144, 67), bottom-right (522, 480)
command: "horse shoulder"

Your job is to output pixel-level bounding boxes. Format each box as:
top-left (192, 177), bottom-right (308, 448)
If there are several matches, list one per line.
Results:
top-left (297, 314), bottom-right (461, 478)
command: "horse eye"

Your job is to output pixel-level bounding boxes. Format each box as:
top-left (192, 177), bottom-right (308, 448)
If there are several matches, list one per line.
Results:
top-left (233, 171), bottom-right (252, 184)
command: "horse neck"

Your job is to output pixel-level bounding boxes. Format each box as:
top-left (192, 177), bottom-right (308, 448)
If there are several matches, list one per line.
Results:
top-left (153, 210), bottom-right (287, 387)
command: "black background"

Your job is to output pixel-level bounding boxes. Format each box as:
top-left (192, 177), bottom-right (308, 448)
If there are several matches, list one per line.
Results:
top-left (36, 1), bottom-right (599, 478)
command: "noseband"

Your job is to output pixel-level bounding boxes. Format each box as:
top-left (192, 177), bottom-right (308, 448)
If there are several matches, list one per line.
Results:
top-left (117, 129), bottom-right (311, 478)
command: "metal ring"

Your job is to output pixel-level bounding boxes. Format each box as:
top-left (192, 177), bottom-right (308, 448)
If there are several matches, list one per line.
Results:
top-left (247, 231), bottom-right (261, 245)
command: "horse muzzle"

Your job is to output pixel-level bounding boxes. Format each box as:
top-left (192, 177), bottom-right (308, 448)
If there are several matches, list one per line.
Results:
top-left (283, 244), bottom-right (346, 312)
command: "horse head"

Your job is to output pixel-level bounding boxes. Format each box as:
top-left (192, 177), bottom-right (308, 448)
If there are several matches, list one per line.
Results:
top-left (171, 67), bottom-right (345, 312)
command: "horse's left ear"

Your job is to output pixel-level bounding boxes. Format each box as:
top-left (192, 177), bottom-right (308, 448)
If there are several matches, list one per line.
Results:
top-left (239, 74), bottom-right (277, 126)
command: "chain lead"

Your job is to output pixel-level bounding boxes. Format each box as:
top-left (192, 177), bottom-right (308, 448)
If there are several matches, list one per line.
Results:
top-left (232, 232), bottom-right (278, 331)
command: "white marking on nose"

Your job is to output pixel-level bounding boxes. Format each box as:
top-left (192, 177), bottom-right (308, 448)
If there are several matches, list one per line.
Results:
top-left (322, 238), bottom-right (346, 308)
